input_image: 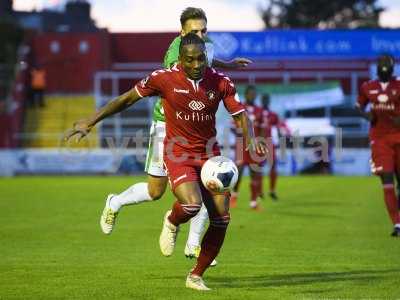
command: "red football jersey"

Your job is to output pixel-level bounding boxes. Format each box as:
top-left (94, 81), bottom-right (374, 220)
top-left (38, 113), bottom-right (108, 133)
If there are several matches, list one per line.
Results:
top-left (260, 109), bottom-right (279, 138)
top-left (135, 65), bottom-right (245, 155)
top-left (357, 77), bottom-right (400, 137)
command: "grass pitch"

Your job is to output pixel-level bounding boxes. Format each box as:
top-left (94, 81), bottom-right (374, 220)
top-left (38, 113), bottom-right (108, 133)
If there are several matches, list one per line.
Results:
top-left (1, 176), bottom-right (399, 300)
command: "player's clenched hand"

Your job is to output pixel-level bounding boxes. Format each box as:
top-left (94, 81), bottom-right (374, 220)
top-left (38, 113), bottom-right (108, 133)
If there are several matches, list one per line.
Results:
top-left (255, 140), bottom-right (268, 156)
top-left (63, 119), bottom-right (93, 143)
top-left (205, 180), bottom-right (220, 193)
top-left (246, 138), bottom-right (267, 155)
top-left (230, 57), bottom-right (253, 68)
top-left (369, 159), bottom-right (378, 174)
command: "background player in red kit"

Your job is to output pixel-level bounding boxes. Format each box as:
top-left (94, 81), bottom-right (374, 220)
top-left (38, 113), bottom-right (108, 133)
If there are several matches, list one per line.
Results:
top-left (357, 54), bottom-right (400, 237)
top-left (230, 85), bottom-right (267, 210)
top-left (65, 34), bottom-right (266, 290)
top-left (257, 93), bottom-right (282, 201)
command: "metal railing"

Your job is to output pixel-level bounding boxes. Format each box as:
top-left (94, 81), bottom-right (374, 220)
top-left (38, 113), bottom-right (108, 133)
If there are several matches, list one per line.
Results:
top-left (94, 68), bottom-right (369, 144)
top-left (94, 71), bottom-right (157, 146)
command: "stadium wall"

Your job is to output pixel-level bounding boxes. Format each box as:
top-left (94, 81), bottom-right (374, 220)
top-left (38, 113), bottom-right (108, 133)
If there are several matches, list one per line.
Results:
top-left (31, 32), bottom-right (111, 93)
top-left (109, 32), bottom-right (176, 63)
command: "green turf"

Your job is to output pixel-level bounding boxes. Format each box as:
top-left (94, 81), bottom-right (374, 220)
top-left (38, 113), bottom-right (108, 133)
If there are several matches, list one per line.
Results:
top-left (1, 176), bottom-right (399, 300)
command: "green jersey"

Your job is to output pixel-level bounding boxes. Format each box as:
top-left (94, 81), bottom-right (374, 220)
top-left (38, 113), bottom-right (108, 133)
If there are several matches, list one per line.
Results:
top-left (151, 36), bottom-right (214, 122)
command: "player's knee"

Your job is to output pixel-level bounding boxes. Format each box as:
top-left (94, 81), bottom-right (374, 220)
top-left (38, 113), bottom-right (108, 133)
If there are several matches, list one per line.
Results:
top-left (147, 175), bottom-right (167, 200)
top-left (148, 185), bottom-right (166, 200)
top-left (184, 194), bottom-right (202, 206)
top-left (148, 188), bottom-right (163, 200)
top-left (210, 213), bottom-right (230, 228)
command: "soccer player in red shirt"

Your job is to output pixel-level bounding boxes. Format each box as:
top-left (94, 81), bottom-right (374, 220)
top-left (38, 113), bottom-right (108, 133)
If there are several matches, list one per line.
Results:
top-left (356, 54), bottom-right (400, 237)
top-left (257, 93), bottom-right (283, 201)
top-left (65, 34), bottom-right (266, 290)
top-left (230, 85), bottom-right (267, 210)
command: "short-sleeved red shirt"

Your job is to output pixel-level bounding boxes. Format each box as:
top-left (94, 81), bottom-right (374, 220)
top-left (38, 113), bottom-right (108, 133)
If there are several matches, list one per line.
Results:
top-left (135, 64), bottom-right (245, 156)
top-left (244, 104), bottom-right (264, 137)
top-left (260, 109), bottom-right (279, 138)
top-left (357, 77), bottom-right (400, 138)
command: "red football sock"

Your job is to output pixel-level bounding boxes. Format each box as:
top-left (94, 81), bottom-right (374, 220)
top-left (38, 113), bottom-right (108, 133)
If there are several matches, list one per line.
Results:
top-left (383, 184), bottom-right (400, 224)
top-left (191, 213), bottom-right (230, 276)
top-left (258, 173), bottom-right (264, 197)
top-left (168, 201), bottom-right (201, 226)
top-left (251, 174), bottom-right (261, 201)
top-left (270, 167), bottom-right (277, 193)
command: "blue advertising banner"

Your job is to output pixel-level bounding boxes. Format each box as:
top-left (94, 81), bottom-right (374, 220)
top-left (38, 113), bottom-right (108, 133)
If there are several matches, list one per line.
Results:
top-left (208, 30), bottom-right (400, 60)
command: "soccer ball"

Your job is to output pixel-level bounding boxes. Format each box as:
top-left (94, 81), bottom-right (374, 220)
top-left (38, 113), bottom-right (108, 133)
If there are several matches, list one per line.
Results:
top-left (200, 156), bottom-right (239, 193)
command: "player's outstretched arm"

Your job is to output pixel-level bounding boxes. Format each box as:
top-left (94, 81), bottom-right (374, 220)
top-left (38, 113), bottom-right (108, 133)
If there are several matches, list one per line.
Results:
top-left (233, 111), bottom-right (267, 155)
top-left (64, 88), bottom-right (142, 142)
top-left (212, 57), bottom-right (252, 69)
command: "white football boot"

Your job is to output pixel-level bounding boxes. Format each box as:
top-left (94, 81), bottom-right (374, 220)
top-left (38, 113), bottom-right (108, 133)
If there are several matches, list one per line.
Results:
top-left (159, 210), bottom-right (179, 256)
top-left (100, 194), bottom-right (118, 235)
top-left (186, 273), bottom-right (211, 291)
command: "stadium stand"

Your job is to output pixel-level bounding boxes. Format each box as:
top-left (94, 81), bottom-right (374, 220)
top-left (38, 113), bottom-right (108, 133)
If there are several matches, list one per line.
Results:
top-left (22, 95), bottom-right (98, 148)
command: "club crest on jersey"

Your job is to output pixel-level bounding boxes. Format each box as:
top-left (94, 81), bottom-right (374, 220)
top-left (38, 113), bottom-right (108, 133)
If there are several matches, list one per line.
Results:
top-left (140, 76), bottom-right (149, 87)
top-left (206, 90), bottom-right (216, 101)
top-left (392, 90), bottom-right (397, 96)
top-left (188, 100), bottom-right (205, 111)
top-left (377, 94), bottom-right (389, 103)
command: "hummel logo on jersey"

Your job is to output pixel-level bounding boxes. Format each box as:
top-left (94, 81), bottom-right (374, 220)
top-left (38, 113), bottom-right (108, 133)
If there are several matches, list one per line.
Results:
top-left (188, 100), bottom-right (205, 111)
top-left (174, 88), bottom-right (189, 94)
top-left (140, 76), bottom-right (150, 88)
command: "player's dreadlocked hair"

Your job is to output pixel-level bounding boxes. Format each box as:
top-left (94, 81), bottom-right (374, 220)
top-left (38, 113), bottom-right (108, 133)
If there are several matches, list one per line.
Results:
top-left (180, 7), bottom-right (207, 26)
top-left (179, 33), bottom-right (205, 54)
